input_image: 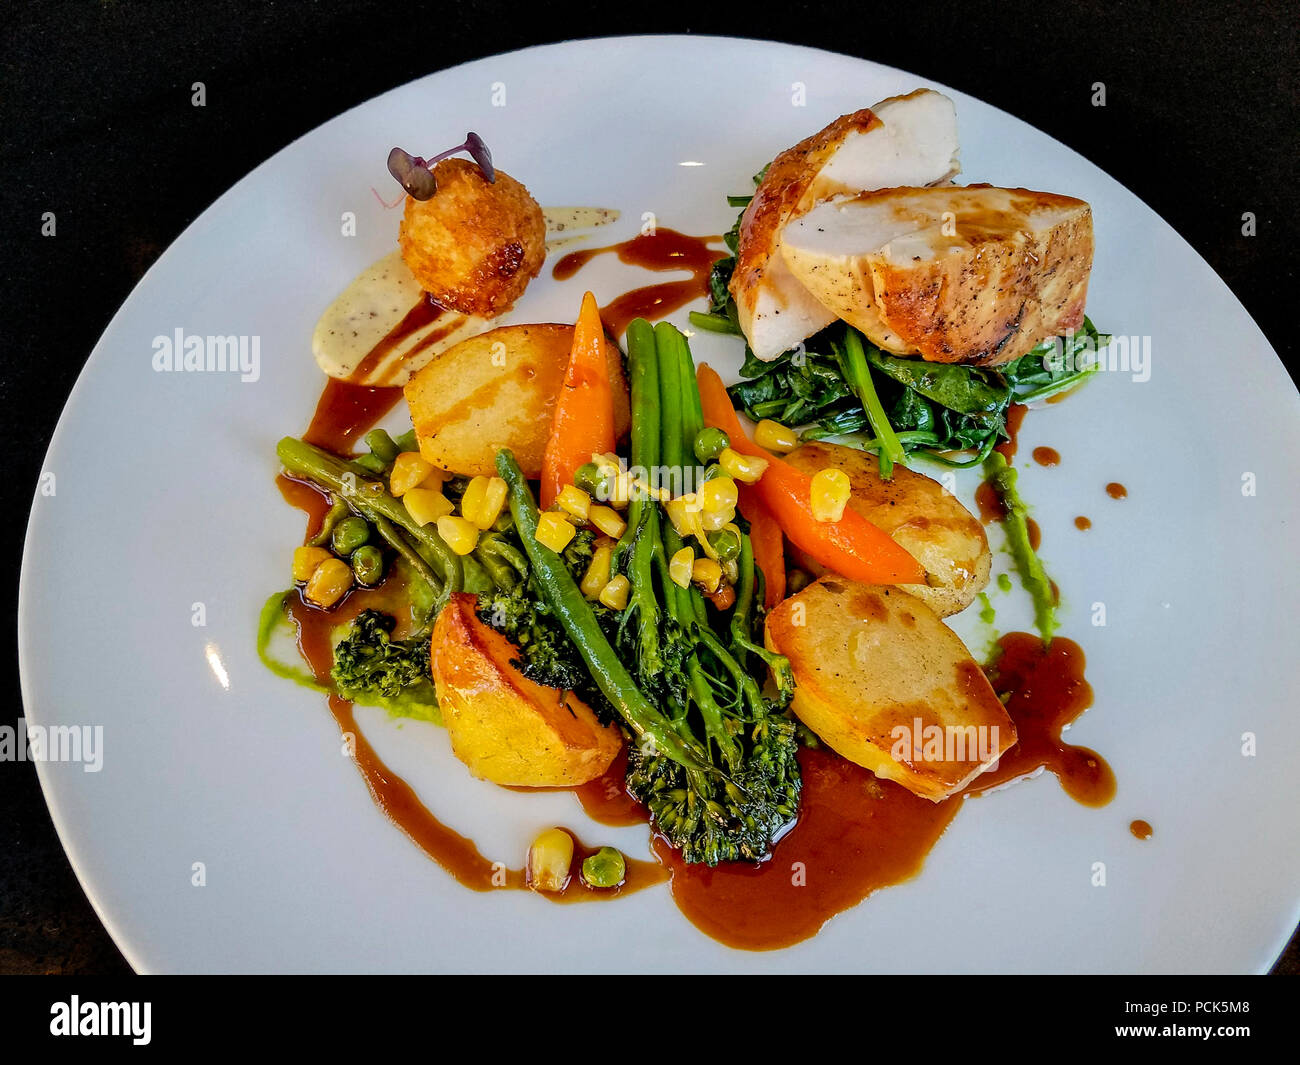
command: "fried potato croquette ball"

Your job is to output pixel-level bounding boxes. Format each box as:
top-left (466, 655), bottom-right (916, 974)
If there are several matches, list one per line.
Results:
top-left (398, 158), bottom-right (546, 317)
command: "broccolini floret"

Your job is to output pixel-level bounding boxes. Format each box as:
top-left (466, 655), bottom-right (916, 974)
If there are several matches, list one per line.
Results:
top-left (331, 610), bottom-right (431, 701)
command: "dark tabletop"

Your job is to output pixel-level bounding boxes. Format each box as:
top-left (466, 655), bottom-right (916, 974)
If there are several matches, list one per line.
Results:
top-left (2, 0), bottom-right (1296, 975)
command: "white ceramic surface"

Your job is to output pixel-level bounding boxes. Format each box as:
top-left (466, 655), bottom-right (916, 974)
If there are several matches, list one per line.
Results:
top-left (18, 35), bottom-right (1300, 973)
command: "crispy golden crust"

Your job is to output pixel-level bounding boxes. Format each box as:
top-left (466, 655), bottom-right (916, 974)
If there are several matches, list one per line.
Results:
top-left (728, 109), bottom-right (883, 308)
top-left (398, 159), bottom-right (546, 317)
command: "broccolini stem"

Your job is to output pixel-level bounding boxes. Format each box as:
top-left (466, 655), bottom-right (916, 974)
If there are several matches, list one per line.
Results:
top-left (840, 327), bottom-right (905, 479)
top-left (616, 319), bottom-right (668, 684)
top-left (496, 448), bottom-right (714, 774)
top-left (276, 436), bottom-right (463, 599)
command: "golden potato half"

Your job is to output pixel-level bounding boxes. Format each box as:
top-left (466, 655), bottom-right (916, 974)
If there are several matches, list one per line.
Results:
top-left (404, 323), bottom-right (630, 478)
top-left (784, 442), bottom-right (990, 617)
top-left (766, 577), bottom-right (1014, 801)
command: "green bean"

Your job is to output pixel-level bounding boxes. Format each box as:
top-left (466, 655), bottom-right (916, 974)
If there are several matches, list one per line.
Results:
top-left (497, 447), bottom-right (712, 774)
top-left (364, 428), bottom-right (400, 464)
top-left (307, 498), bottom-right (350, 547)
top-left (687, 310), bottom-right (742, 336)
top-left (391, 428), bottom-right (418, 453)
top-left (354, 453), bottom-right (387, 475)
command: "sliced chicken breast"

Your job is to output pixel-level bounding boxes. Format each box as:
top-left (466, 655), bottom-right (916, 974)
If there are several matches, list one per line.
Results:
top-left (729, 89), bottom-right (960, 361)
top-left (782, 185), bottom-right (1094, 366)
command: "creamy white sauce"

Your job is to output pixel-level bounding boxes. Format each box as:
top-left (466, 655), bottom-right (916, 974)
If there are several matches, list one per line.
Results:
top-left (312, 208), bottom-right (622, 387)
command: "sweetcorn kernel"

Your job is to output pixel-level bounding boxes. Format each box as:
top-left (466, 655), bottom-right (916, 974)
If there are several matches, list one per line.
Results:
top-left (528, 828), bottom-right (575, 893)
top-left (691, 558), bottom-right (723, 594)
top-left (403, 488), bottom-right (454, 526)
top-left (719, 447), bottom-right (769, 484)
top-left (390, 452), bottom-right (434, 496)
top-left (304, 557), bottom-right (353, 608)
top-left (598, 575), bottom-right (631, 610)
top-left (580, 546), bottom-right (613, 599)
top-left (436, 515), bottom-right (480, 555)
top-left (699, 476), bottom-right (739, 514)
top-left (462, 475), bottom-right (508, 530)
top-left (557, 484), bottom-right (592, 522)
top-left (292, 545), bottom-right (333, 582)
top-left (669, 547), bottom-right (695, 588)
top-left (754, 419), bottom-right (799, 453)
top-left (535, 511), bottom-right (577, 553)
top-left (810, 468), bottom-right (852, 523)
top-left (588, 505), bottom-right (627, 539)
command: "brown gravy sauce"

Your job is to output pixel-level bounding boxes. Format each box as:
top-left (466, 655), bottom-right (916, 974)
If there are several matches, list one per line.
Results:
top-left (552, 228), bottom-right (724, 337)
top-left (1106, 481), bottom-right (1128, 499)
top-left (970, 633), bottom-right (1115, 807)
top-left (1074, 515), bottom-right (1092, 530)
top-left (275, 379), bottom-right (1114, 949)
top-left (995, 402), bottom-right (1028, 462)
top-left (349, 293), bottom-right (457, 385)
top-left (303, 378), bottom-right (403, 456)
top-left (1032, 446), bottom-right (1060, 467)
top-left (1130, 819), bottom-right (1154, 840)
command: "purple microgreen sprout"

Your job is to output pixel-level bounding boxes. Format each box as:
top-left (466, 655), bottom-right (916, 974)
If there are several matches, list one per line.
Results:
top-left (386, 133), bottom-right (495, 200)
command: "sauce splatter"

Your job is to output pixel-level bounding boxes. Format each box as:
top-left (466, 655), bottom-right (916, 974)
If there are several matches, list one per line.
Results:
top-left (994, 403), bottom-right (1028, 462)
top-left (1032, 446), bottom-right (1061, 467)
top-left (1027, 516), bottom-right (1042, 551)
top-left (975, 480), bottom-right (1007, 524)
top-left (552, 228), bottom-right (725, 337)
top-left (1130, 819), bottom-right (1153, 840)
top-left (969, 633), bottom-right (1115, 807)
top-left (1106, 482), bottom-right (1128, 499)
top-left (1074, 516), bottom-right (1092, 530)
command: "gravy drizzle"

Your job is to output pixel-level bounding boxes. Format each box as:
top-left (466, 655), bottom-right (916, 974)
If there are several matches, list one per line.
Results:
top-left (552, 228), bottom-right (725, 337)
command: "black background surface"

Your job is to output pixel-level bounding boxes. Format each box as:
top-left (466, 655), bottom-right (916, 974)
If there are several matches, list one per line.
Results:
top-left (2, 1), bottom-right (1296, 975)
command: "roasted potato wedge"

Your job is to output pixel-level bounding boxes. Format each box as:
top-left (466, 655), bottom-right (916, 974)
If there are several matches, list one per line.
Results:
top-left (765, 577), bottom-right (1015, 800)
top-left (404, 323), bottom-right (631, 478)
top-left (784, 442), bottom-right (989, 616)
top-left (430, 594), bottom-right (621, 786)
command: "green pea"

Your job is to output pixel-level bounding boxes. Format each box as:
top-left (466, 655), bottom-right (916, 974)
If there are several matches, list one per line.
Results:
top-left (580, 846), bottom-right (627, 889)
top-left (693, 426), bottom-right (729, 465)
top-left (573, 462), bottom-right (610, 501)
top-left (331, 515), bottom-right (370, 555)
top-left (364, 429), bottom-right (400, 465)
top-left (707, 528), bottom-right (741, 562)
top-left (351, 545), bottom-right (384, 586)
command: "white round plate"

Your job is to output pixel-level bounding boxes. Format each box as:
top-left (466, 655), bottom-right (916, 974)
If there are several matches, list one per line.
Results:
top-left (20, 35), bottom-right (1300, 973)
